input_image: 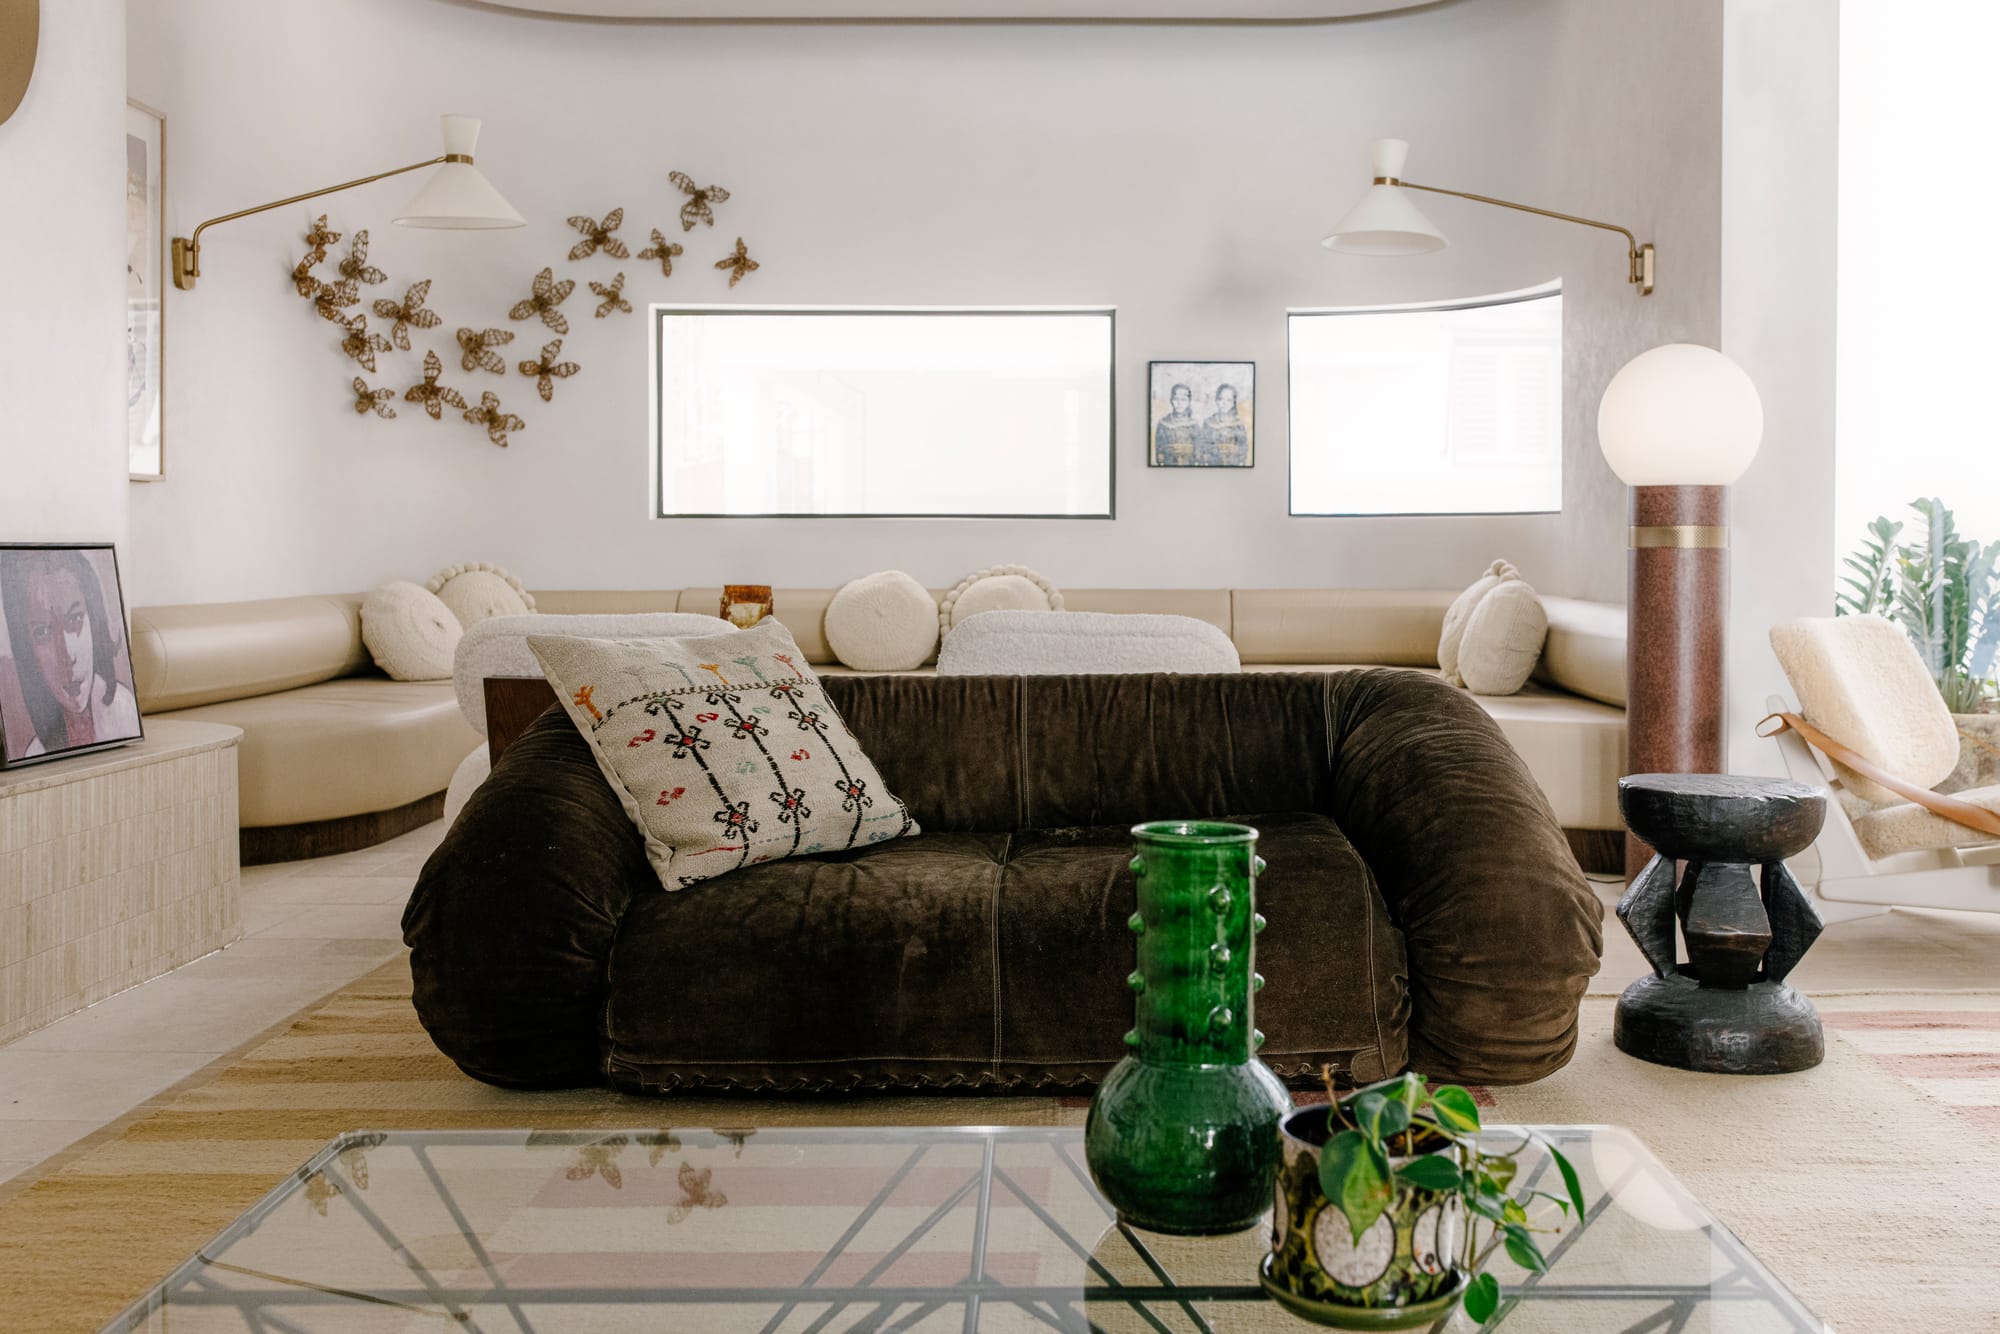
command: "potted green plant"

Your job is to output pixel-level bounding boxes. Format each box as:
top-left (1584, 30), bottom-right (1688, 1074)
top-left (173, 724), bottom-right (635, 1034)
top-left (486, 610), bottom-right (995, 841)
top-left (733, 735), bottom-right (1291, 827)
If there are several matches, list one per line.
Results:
top-left (1260, 1072), bottom-right (1585, 1329)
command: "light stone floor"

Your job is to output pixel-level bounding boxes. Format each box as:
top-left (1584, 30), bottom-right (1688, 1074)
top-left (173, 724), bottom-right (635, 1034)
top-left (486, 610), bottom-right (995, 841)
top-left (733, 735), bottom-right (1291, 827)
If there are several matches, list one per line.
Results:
top-left (0, 826), bottom-right (1997, 1190)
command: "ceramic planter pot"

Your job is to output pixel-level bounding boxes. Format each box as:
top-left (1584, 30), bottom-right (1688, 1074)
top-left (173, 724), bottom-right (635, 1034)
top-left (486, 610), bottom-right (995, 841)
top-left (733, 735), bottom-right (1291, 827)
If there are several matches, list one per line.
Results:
top-left (1084, 821), bottom-right (1289, 1236)
top-left (1258, 1106), bottom-right (1471, 1329)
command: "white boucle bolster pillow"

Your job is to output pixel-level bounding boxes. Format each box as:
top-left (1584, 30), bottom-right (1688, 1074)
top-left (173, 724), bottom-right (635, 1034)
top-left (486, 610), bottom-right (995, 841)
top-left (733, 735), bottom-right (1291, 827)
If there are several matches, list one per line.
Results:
top-left (1458, 579), bottom-right (1548, 696)
top-left (361, 581), bottom-right (461, 681)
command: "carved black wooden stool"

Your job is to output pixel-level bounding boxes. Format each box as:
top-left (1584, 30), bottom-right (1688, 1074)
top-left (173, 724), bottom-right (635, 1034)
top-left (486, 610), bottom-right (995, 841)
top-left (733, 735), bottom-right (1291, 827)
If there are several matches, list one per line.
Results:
top-left (1614, 774), bottom-right (1829, 1075)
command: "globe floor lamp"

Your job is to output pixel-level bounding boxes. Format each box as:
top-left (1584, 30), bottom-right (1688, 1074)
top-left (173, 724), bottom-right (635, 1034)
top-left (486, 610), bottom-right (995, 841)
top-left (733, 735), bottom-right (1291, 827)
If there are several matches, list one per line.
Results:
top-left (1598, 345), bottom-right (1766, 876)
top-left (171, 115), bottom-right (523, 291)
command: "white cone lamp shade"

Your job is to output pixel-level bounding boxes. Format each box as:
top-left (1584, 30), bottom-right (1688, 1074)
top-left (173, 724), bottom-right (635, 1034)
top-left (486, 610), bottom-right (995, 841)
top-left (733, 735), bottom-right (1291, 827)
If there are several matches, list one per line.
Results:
top-left (395, 116), bottom-right (525, 230)
top-left (1597, 344), bottom-right (1764, 485)
top-left (1320, 139), bottom-right (1448, 256)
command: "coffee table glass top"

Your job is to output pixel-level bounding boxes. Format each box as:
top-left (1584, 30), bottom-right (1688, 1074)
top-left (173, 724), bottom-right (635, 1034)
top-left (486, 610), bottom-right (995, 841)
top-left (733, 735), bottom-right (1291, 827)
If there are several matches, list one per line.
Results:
top-left (107, 1124), bottom-right (1824, 1332)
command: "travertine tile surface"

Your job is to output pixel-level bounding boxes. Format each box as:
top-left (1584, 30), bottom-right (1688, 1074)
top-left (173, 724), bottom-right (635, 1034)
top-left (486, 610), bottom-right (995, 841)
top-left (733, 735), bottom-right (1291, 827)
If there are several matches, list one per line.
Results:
top-left (0, 721), bottom-right (242, 1045)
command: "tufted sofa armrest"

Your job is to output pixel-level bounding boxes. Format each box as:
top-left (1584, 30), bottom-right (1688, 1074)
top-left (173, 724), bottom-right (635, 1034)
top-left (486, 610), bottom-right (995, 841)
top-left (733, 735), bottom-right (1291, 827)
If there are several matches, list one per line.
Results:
top-left (1323, 669), bottom-right (1603, 1084)
top-left (403, 705), bottom-right (645, 1087)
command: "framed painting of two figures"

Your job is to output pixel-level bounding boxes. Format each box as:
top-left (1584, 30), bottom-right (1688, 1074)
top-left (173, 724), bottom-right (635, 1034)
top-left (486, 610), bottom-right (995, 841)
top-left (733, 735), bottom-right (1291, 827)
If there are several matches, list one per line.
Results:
top-left (1148, 361), bottom-right (1253, 468)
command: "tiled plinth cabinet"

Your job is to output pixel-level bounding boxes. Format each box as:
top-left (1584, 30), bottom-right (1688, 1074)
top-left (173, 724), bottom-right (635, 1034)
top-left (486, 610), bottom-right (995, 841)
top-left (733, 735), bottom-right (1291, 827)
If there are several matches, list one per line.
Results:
top-left (0, 721), bottom-right (242, 1044)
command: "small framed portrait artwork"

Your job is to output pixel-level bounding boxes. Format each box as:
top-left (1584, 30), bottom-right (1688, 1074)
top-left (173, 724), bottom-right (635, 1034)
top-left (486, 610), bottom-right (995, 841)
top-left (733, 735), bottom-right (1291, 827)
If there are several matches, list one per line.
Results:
top-left (0, 544), bottom-right (145, 769)
top-left (1149, 361), bottom-right (1254, 468)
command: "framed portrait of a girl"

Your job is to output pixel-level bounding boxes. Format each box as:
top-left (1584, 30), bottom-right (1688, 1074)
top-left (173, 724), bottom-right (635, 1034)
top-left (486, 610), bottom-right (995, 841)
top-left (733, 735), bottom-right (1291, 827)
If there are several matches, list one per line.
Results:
top-left (0, 544), bottom-right (144, 768)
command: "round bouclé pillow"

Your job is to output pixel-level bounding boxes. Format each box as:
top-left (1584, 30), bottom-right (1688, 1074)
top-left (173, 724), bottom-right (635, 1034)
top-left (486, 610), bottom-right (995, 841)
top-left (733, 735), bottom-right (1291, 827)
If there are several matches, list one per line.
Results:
top-left (1459, 579), bottom-right (1549, 696)
top-left (940, 565), bottom-right (1063, 636)
top-left (361, 581), bottom-right (462, 681)
top-left (825, 571), bottom-right (940, 671)
top-left (427, 562), bottom-right (535, 629)
top-left (1438, 559), bottom-right (1517, 687)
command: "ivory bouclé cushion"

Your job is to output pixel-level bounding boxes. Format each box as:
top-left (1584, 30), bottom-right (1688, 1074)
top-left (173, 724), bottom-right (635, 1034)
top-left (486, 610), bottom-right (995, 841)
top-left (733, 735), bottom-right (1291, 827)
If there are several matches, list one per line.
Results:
top-left (824, 570), bottom-right (939, 671)
top-left (1458, 578), bottom-right (1548, 696)
top-left (1438, 560), bottom-right (1517, 687)
top-left (529, 620), bottom-right (919, 891)
top-left (360, 581), bottom-right (462, 681)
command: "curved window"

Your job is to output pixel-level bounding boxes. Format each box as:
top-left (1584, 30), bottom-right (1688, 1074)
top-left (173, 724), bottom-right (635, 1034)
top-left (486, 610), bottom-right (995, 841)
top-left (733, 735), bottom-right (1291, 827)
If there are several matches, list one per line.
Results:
top-left (1288, 285), bottom-right (1562, 516)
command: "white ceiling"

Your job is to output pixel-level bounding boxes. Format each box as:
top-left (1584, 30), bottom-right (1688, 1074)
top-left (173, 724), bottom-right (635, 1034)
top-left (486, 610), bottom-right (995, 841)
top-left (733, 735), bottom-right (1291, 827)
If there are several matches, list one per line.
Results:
top-left (465, 0), bottom-right (1443, 19)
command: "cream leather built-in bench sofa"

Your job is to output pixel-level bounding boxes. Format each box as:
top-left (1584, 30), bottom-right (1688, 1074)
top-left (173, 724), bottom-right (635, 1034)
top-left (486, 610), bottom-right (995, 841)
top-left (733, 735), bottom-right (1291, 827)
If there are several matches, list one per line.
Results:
top-left (133, 587), bottom-right (1625, 868)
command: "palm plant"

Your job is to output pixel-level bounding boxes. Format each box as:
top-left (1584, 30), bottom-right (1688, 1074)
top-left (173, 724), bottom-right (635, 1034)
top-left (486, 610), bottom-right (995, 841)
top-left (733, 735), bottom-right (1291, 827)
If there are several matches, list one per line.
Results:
top-left (1838, 498), bottom-right (2000, 713)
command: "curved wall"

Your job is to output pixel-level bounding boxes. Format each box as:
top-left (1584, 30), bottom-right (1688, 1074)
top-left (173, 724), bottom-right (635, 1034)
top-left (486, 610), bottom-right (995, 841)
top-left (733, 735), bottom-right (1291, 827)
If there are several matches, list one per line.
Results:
top-left (125, 0), bottom-right (1720, 606)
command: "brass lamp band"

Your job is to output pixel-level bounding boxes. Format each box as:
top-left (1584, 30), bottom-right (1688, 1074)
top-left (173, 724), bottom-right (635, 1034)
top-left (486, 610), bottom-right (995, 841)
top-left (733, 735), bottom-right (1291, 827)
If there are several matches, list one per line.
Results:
top-left (1630, 524), bottom-right (1729, 550)
top-left (443, 154), bottom-right (473, 164)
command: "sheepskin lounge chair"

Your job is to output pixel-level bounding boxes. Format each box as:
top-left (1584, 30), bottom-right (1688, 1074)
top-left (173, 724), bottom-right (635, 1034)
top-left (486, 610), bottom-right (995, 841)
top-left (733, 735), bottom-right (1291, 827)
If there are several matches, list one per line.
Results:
top-left (1765, 614), bottom-right (2000, 917)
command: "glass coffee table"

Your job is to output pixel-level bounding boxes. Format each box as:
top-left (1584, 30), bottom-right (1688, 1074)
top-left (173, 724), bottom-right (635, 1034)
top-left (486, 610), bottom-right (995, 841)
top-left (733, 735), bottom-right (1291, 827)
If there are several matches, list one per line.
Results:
top-left (106, 1125), bottom-right (1825, 1332)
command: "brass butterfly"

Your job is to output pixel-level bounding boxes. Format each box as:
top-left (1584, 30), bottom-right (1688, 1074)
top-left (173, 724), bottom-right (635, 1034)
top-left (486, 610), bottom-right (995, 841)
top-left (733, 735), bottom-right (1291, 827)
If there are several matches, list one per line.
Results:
top-left (664, 1161), bottom-right (727, 1225)
top-left (464, 391), bottom-right (525, 448)
top-left (351, 377), bottom-right (396, 420)
top-left (715, 237), bottom-right (758, 288)
top-left (669, 172), bottom-right (730, 233)
top-left (509, 267), bottom-right (575, 334)
top-left (304, 214), bottom-right (342, 253)
top-left (339, 314), bottom-right (391, 373)
top-left (590, 272), bottom-right (630, 319)
top-left (293, 253), bottom-right (326, 299)
top-left (312, 277), bottom-right (360, 323)
top-left (337, 230), bottom-right (388, 287)
top-left (637, 229), bottom-right (683, 278)
top-left (456, 326), bottom-right (515, 375)
top-left (519, 338), bottom-right (580, 403)
top-left (405, 349), bottom-right (468, 422)
top-left (371, 279), bottom-right (441, 350)
top-left (567, 208), bottom-right (629, 262)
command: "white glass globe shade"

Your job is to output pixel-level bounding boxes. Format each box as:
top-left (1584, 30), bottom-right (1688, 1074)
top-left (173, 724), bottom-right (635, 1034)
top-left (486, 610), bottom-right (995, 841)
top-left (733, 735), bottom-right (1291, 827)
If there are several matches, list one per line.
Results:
top-left (1596, 343), bottom-right (1763, 485)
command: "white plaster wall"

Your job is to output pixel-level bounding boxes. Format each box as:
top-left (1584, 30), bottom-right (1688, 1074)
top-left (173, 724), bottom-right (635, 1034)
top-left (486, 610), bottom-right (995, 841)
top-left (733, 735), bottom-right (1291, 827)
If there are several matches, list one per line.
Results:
top-left (1720, 0), bottom-right (1838, 773)
top-left (0, 0), bottom-right (129, 548)
top-left (125, 0), bottom-right (1719, 607)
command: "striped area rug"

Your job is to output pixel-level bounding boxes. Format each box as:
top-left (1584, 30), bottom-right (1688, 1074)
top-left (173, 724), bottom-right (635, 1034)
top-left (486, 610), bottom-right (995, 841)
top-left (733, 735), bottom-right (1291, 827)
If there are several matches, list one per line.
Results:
top-left (3, 960), bottom-right (1998, 1332)
top-left (1825, 1006), bottom-right (2000, 1135)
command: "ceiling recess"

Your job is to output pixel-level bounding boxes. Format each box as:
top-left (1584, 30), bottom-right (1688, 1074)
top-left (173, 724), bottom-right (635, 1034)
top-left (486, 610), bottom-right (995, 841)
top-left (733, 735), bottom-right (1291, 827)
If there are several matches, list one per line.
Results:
top-left (465, 0), bottom-right (1441, 19)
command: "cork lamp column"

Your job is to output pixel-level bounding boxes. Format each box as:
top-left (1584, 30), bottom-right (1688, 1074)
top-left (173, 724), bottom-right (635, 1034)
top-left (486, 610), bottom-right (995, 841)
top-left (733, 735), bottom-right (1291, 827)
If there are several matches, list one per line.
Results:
top-left (1596, 345), bottom-right (1765, 878)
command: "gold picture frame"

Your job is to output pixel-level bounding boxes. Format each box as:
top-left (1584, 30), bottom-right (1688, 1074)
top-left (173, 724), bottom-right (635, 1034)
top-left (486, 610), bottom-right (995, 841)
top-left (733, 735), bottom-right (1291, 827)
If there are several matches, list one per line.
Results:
top-left (126, 99), bottom-right (165, 480)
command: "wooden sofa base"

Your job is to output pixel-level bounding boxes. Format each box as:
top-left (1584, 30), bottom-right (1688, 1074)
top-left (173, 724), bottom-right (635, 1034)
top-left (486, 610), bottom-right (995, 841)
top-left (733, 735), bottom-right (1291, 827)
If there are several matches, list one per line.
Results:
top-left (241, 791), bottom-right (446, 866)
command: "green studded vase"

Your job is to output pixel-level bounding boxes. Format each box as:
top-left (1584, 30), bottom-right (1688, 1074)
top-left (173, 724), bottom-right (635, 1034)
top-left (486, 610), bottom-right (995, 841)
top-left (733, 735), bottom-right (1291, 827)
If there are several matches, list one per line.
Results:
top-left (1084, 820), bottom-right (1290, 1236)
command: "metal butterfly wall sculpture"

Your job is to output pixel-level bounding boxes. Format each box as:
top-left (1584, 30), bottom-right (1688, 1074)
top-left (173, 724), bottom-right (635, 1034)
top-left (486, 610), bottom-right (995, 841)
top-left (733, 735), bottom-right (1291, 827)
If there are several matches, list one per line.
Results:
top-left (670, 172), bottom-right (729, 232)
top-left (456, 326), bottom-right (516, 375)
top-left (568, 208), bottom-right (629, 261)
top-left (305, 214), bottom-right (342, 254)
top-left (338, 230), bottom-right (388, 287)
top-left (590, 273), bottom-right (631, 319)
top-left (351, 377), bottom-right (396, 420)
top-left (312, 277), bottom-right (360, 323)
top-left (405, 350), bottom-right (468, 422)
top-left (509, 267), bottom-right (575, 334)
top-left (715, 237), bottom-right (759, 288)
top-left (339, 314), bottom-right (391, 373)
top-left (519, 339), bottom-right (580, 402)
top-left (372, 279), bottom-right (441, 350)
top-left (637, 229), bottom-right (683, 277)
top-left (464, 391), bottom-right (525, 448)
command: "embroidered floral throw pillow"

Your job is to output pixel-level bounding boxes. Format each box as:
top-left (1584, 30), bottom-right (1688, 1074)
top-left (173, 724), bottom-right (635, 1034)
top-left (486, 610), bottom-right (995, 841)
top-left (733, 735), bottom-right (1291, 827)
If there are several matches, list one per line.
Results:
top-left (528, 621), bottom-right (919, 890)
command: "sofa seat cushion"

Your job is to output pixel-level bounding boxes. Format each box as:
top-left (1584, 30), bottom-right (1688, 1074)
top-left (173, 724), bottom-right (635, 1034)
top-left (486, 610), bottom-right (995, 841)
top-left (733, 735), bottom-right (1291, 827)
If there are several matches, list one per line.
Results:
top-left (601, 811), bottom-right (1407, 1094)
top-left (158, 676), bottom-right (479, 827)
top-left (996, 815), bottom-right (1407, 1088)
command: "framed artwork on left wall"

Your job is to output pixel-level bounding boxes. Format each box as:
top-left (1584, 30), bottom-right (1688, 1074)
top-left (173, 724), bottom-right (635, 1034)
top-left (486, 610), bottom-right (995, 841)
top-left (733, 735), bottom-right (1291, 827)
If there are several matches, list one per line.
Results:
top-left (126, 100), bottom-right (164, 481)
top-left (0, 544), bottom-right (144, 769)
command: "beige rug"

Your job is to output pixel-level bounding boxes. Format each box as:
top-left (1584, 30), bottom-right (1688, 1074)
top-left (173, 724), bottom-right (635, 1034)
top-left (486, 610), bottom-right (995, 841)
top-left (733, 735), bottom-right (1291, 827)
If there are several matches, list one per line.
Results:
top-left (4, 956), bottom-right (1997, 1332)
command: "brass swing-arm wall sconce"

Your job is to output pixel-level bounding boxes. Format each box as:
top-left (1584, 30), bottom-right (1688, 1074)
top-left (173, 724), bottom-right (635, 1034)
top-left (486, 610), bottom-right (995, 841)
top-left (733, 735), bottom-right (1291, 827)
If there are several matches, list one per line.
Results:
top-left (1321, 138), bottom-right (1655, 295)
top-left (172, 115), bottom-right (524, 291)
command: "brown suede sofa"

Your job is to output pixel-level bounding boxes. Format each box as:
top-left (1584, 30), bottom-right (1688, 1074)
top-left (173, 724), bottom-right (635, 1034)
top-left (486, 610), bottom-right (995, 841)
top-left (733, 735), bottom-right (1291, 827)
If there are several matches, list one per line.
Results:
top-left (404, 670), bottom-right (1603, 1094)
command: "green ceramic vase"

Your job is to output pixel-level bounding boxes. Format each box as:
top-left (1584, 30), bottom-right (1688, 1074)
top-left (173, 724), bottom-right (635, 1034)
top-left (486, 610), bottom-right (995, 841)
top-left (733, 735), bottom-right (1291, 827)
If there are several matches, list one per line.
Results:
top-left (1084, 820), bottom-right (1290, 1236)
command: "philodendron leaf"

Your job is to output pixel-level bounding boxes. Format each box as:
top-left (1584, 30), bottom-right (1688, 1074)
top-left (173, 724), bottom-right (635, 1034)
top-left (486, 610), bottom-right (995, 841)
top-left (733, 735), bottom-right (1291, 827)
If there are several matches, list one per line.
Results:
top-left (1431, 1085), bottom-right (1482, 1135)
top-left (1318, 1129), bottom-right (1392, 1243)
top-left (1377, 1097), bottom-right (1412, 1139)
top-left (1480, 1155), bottom-right (1517, 1193)
top-left (1394, 1154), bottom-right (1462, 1193)
top-left (1502, 1223), bottom-right (1549, 1274)
top-left (1463, 1271), bottom-right (1500, 1323)
top-left (1352, 1091), bottom-right (1387, 1138)
top-left (1548, 1144), bottom-right (1586, 1221)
